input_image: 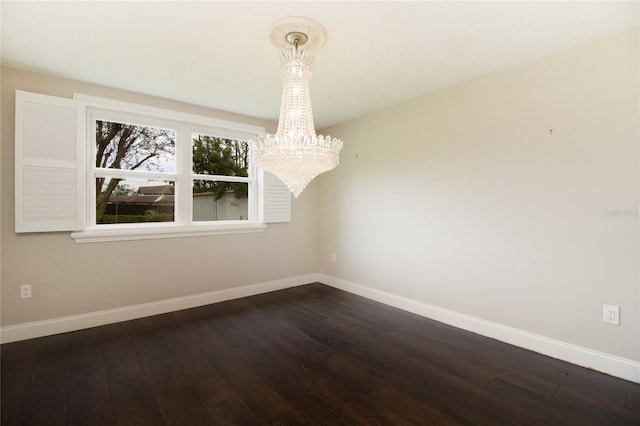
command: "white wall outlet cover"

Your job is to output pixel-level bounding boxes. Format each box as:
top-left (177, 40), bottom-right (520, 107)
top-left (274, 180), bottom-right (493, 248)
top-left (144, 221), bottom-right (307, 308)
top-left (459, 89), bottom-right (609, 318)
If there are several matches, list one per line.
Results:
top-left (602, 304), bottom-right (620, 325)
top-left (20, 284), bottom-right (32, 299)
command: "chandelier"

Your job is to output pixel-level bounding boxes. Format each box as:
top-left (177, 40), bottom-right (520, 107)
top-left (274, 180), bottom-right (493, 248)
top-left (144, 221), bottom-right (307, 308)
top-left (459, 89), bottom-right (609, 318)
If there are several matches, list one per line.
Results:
top-left (249, 17), bottom-right (343, 198)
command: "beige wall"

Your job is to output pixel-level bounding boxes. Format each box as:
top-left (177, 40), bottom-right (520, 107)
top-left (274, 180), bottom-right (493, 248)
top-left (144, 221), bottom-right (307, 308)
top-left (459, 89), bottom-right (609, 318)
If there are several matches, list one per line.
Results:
top-left (317, 29), bottom-right (639, 361)
top-left (1, 67), bottom-right (317, 325)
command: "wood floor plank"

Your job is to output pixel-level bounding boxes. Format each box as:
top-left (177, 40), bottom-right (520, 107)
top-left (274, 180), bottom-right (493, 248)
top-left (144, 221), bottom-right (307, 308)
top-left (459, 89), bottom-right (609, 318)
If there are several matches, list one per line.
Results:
top-left (220, 299), bottom-right (296, 354)
top-left (484, 377), bottom-right (566, 425)
top-left (20, 333), bottom-right (72, 425)
top-left (171, 309), bottom-right (239, 408)
top-left (19, 390), bottom-right (68, 426)
top-left (322, 352), bottom-right (459, 424)
top-left (169, 339), bottom-right (228, 384)
top-left (264, 368), bottom-right (357, 425)
top-left (154, 386), bottom-right (214, 426)
top-left (204, 395), bottom-right (263, 426)
top-left (284, 298), bottom-right (442, 385)
top-left (67, 328), bottom-right (114, 425)
top-left (550, 385), bottom-right (639, 425)
top-left (625, 393), bottom-right (640, 417)
top-left (383, 328), bottom-right (496, 387)
top-left (138, 348), bottom-right (188, 395)
top-left (0, 336), bottom-right (42, 357)
top-left (102, 322), bottom-right (145, 384)
top-left (110, 376), bottom-right (165, 426)
top-left (192, 374), bottom-right (237, 408)
top-left (206, 312), bottom-right (358, 424)
top-left (194, 324), bottom-right (295, 420)
top-left (264, 346), bottom-right (374, 424)
top-left (242, 300), bottom-right (456, 424)
top-left (0, 346), bottom-right (39, 425)
top-left (126, 316), bottom-right (166, 356)
top-left (422, 370), bottom-right (525, 425)
top-left (300, 293), bottom-right (494, 389)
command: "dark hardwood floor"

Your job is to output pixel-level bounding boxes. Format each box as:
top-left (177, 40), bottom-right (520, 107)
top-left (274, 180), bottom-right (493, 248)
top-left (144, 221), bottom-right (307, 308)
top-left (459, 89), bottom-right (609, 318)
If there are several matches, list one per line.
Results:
top-left (2, 283), bottom-right (639, 425)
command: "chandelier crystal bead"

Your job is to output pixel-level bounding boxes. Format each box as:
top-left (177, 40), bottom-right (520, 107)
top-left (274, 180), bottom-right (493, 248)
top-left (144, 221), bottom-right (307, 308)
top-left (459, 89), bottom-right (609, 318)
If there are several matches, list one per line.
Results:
top-left (249, 18), bottom-right (343, 198)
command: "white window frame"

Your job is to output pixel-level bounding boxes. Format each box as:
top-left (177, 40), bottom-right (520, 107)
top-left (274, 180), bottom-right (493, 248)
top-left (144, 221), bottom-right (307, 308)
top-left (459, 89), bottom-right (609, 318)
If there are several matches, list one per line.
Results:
top-left (69, 94), bottom-right (268, 242)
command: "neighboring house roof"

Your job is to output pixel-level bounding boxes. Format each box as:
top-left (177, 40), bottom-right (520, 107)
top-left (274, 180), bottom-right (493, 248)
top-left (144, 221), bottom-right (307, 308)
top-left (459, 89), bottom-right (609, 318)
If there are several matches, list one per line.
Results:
top-left (107, 194), bottom-right (174, 206)
top-left (138, 185), bottom-right (174, 195)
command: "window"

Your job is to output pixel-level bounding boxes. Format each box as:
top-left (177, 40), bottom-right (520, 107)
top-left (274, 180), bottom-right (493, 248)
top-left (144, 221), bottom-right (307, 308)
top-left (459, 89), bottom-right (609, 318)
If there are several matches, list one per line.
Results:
top-left (191, 134), bottom-right (251, 222)
top-left (15, 91), bottom-right (292, 242)
top-left (93, 115), bottom-right (178, 225)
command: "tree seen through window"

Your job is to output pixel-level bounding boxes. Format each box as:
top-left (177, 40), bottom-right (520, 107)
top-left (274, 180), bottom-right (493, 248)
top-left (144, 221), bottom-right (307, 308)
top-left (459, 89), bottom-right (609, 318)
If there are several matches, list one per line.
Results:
top-left (192, 135), bottom-right (249, 200)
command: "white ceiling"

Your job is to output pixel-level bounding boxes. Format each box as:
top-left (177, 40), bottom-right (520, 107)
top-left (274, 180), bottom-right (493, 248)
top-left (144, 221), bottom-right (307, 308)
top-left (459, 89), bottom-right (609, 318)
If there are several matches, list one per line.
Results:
top-left (2, 1), bottom-right (638, 129)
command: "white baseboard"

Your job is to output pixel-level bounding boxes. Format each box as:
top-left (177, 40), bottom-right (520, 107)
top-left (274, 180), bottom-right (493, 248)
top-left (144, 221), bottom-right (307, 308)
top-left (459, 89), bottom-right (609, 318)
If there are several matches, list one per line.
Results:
top-left (317, 273), bottom-right (640, 384)
top-left (0, 274), bottom-right (315, 344)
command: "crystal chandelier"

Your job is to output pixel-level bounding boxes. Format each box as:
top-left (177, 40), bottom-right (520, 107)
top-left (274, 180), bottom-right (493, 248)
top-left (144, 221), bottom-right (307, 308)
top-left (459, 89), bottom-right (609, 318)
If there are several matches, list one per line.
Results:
top-left (249, 17), bottom-right (343, 198)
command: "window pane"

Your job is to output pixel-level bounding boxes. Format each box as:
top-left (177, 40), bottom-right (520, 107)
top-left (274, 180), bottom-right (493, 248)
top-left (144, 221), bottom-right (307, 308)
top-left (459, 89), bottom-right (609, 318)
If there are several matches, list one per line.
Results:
top-left (96, 178), bottom-right (174, 224)
top-left (192, 135), bottom-right (248, 177)
top-left (193, 181), bottom-right (248, 221)
top-left (96, 120), bottom-right (176, 172)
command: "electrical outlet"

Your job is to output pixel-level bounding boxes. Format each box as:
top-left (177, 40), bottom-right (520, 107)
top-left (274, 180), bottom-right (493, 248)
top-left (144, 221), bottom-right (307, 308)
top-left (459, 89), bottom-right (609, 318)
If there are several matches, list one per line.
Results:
top-left (20, 284), bottom-right (32, 299)
top-left (602, 304), bottom-right (619, 325)
top-left (331, 253), bottom-right (337, 262)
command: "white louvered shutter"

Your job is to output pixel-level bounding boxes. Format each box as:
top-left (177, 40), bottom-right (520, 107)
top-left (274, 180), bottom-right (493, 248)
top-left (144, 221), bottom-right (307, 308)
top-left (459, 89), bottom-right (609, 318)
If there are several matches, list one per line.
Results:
top-left (15, 91), bottom-right (84, 232)
top-left (262, 171), bottom-right (291, 223)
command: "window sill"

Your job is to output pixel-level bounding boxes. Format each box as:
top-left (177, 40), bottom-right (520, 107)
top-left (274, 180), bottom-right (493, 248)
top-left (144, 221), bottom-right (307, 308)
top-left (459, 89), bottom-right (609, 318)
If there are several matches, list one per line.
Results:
top-left (70, 222), bottom-right (268, 243)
